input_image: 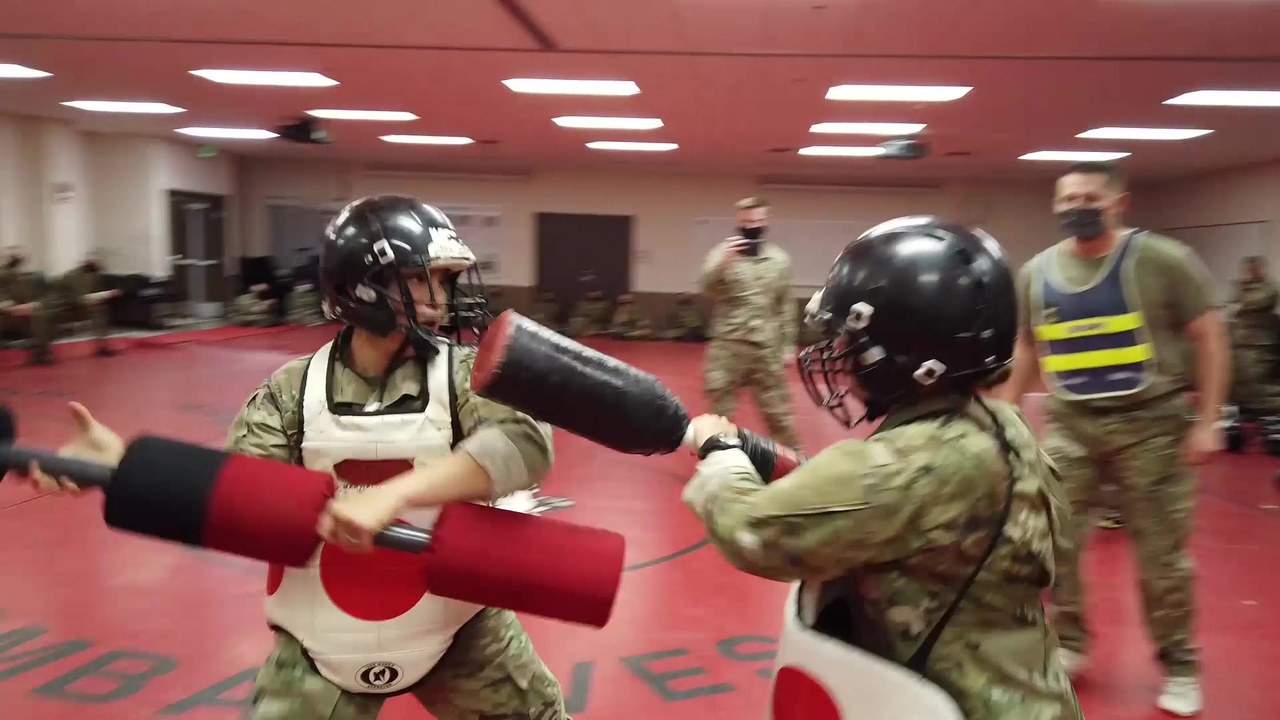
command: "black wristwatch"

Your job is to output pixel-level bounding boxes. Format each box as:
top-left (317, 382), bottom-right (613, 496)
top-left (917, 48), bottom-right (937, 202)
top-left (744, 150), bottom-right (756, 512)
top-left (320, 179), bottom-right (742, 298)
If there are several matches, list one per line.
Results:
top-left (697, 433), bottom-right (744, 460)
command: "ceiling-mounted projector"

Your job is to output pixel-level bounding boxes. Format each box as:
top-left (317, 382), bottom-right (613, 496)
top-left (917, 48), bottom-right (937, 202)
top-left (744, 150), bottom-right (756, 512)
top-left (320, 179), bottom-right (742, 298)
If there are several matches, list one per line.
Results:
top-left (276, 117), bottom-right (331, 144)
top-left (878, 137), bottom-right (929, 160)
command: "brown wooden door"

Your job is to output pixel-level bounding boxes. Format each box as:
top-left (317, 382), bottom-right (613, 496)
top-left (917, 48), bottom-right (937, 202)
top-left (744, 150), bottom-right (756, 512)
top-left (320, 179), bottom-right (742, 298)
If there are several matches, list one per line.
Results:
top-left (535, 213), bottom-right (633, 313)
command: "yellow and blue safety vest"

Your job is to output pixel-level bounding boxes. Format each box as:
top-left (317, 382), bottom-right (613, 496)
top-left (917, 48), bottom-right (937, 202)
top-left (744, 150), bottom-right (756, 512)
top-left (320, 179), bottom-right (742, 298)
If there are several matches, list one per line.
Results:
top-left (1032, 231), bottom-right (1155, 399)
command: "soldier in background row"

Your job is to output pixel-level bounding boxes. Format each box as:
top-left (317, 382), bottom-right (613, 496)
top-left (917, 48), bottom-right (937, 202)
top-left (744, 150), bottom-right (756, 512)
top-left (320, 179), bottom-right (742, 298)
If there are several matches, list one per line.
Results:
top-left (699, 196), bottom-right (800, 449)
top-left (661, 294), bottom-right (705, 341)
top-left (58, 251), bottom-right (119, 357)
top-left (607, 293), bottom-right (652, 339)
top-left (529, 291), bottom-right (561, 332)
top-left (1227, 255), bottom-right (1280, 417)
top-left (0, 248), bottom-right (57, 365)
top-left (566, 290), bottom-right (609, 337)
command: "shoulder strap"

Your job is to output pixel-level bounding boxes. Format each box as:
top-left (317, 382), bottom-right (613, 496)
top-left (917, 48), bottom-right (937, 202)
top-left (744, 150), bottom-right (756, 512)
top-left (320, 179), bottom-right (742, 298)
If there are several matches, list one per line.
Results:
top-left (289, 356), bottom-right (312, 466)
top-left (447, 342), bottom-right (462, 448)
top-left (289, 330), bottom-right (344, 465)
top-left (904, 415), bottom-right (1017, 674)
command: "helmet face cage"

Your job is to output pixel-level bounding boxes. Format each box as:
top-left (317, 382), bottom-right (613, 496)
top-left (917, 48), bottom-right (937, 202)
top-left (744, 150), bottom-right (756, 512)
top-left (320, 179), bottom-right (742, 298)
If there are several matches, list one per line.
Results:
top-left (442, 263), bottom-right (492, 345)
top-left (799, 336), bottom-right (860, 428)
top-left (799, 300), bottom-right (895, 427)
top-left (335, 247), bottom-right (490, 347)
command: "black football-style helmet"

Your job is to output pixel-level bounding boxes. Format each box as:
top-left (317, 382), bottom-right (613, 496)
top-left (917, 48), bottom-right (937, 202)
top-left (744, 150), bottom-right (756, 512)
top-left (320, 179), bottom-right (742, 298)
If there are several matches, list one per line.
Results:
top-left (800, 215), bottom-right (1016, 425)
top-left (319, 195), bottom-right (490, 352)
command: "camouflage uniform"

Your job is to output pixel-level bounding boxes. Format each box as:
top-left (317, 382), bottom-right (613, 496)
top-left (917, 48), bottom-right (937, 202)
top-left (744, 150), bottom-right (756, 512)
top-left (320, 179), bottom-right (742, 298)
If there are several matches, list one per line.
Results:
top-left (1017, 231), bottom-right (1213, 679)
top-left (58, 263), bottom-right (113, 348)
top-left (1228, 278), bottom-right (1280, 415)
top-left (226, 337), bottom-right (567, 720)
top-left (566, 292), bottom-right (608, 337)
top-left (286, 284), bottom-right (324, 325)
top-left (230, 285), bottom-right (278, 327)
top-left (607, 294), bottom-right (652, 339)
top-left (530, 293), bottom-right (561, 332)
top-left (700, 241), bottom-right (799, 448)
top-left (659, 295), bottom-right (704, 341)
top-left (0, 264), bottom-right (56, 364)
top-left (685, 396), bottom-right (1082, 720)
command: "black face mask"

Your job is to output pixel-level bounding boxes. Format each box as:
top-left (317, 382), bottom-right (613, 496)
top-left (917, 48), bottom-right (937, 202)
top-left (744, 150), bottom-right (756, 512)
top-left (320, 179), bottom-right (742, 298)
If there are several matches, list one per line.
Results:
top-left (1057, 207), bottom-right (1107, 241)
top-left (738, 225), bottom-right (765, 242)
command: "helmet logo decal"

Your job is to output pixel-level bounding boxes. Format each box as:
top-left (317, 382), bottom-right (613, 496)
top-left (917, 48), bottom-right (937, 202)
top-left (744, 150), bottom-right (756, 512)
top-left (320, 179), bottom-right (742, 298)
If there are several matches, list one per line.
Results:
top-left (427, 227), bottom-right (470, 259)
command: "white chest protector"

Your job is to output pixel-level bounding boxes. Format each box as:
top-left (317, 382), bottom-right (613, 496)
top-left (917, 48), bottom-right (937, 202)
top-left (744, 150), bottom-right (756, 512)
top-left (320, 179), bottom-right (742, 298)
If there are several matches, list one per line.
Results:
top-left (767, 582), bottom-right (965, 720)
top-left (263, 338), bottom-right (483, 695)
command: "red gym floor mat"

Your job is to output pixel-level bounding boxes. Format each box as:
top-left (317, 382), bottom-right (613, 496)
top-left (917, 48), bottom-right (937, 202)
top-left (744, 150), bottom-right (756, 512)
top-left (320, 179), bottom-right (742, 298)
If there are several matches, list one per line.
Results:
top-left (1, 337), bottom-right (1277, 719)
top-left (1, 323), bottom-right (339, 370)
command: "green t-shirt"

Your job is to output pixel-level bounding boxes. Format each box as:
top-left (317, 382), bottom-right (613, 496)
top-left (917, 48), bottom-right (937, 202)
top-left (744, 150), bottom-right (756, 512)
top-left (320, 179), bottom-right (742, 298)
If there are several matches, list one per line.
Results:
top-left (1016, 230), bottom-right (1215, 411)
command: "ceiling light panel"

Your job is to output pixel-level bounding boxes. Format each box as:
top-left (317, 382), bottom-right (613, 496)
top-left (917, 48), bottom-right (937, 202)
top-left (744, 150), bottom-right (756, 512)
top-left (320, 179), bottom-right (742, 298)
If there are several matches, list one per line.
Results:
top-left (1076, 127), bottom-right (1211, 140)
top-left (176, 127), bottom-right (278, 139)
top-left (0, 64), bottom-right (51, 79)
top-left (64, 101), bottom-right (185, 114)
top-left (586, 141), bottom-right (677, 151)
top-left (554, 116), bottom-right (663, 130)
top-left (1164, 90), bottom-right (1280, 107)
top-left (1019, 150), bottom-right (1131, 162)
top-left (307, 109), bottom-right (418, 121)
top-left (503, 78), bottom-right (640, 96)
top-left (809, 122), bottom-right (926, 135)
top-left (798, 145), bottom-right (887, 157)
top-left (380, 135), bottom-right (475, 145)
top-left (825, 85), bottom-right (971, 102)
top-left (190, 69), bottom-right (339, 87)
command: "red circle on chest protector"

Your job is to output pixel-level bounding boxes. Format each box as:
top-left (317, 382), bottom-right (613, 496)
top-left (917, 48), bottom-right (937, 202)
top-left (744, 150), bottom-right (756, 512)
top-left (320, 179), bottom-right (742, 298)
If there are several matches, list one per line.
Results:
top-left (771, 665), bottom-right (842, 720)
top-left (319, 542), bottom-right (432, 621)
top-left (266, 564), bottom-right (284, 595)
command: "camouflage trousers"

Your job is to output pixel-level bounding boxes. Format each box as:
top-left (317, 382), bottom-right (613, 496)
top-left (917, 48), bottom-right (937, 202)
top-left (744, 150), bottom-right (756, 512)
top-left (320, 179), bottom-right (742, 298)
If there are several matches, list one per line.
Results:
top-left (0, 301), bottom-right (56, 361)
top-left (1043, 395), bottom-right (1199, 677)
top-left (247, 608), bottom-right (570, 720)
top-left (1231, 344), bottom-right (1280, 415)
top-left (703, 338), bottom-right (800, 448)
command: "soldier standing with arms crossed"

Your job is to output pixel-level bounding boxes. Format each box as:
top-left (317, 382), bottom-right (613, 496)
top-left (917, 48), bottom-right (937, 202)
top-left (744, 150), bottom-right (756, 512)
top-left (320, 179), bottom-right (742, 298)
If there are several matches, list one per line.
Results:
top-left (1001, 162), bottom-right (1229, 717)
top-left (699, 197), bottom-right (801, 449)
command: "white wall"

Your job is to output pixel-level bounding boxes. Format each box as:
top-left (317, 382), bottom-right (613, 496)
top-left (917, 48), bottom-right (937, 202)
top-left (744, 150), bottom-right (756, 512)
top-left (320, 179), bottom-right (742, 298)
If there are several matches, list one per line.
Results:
top-left (87, 134), bottom-right (155, 273)
top-left (1139, 161), bottom-right (1280, 302)
top-left (10, 107), bottom-right (1274, 297)
top-left (239, 160), bottom-right (1064, 294)
top-left (0, 115), bottom-right (239, 277)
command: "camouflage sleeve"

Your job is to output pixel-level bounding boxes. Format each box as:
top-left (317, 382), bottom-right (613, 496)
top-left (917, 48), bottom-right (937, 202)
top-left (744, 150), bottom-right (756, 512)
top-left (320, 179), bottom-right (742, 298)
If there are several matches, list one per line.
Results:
top-left (223, 376), bottom-right (296, 462)
top-left (777, 255), bottom-right (796, 352)
top-left (1240, 282), bottom-right (1279, 313)
top-left (452, 346), bottom-right (554, 499)
top-left (699, 242), bottom-right (728, 296)
top-left (682, 436), bottom-right (937, 583)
